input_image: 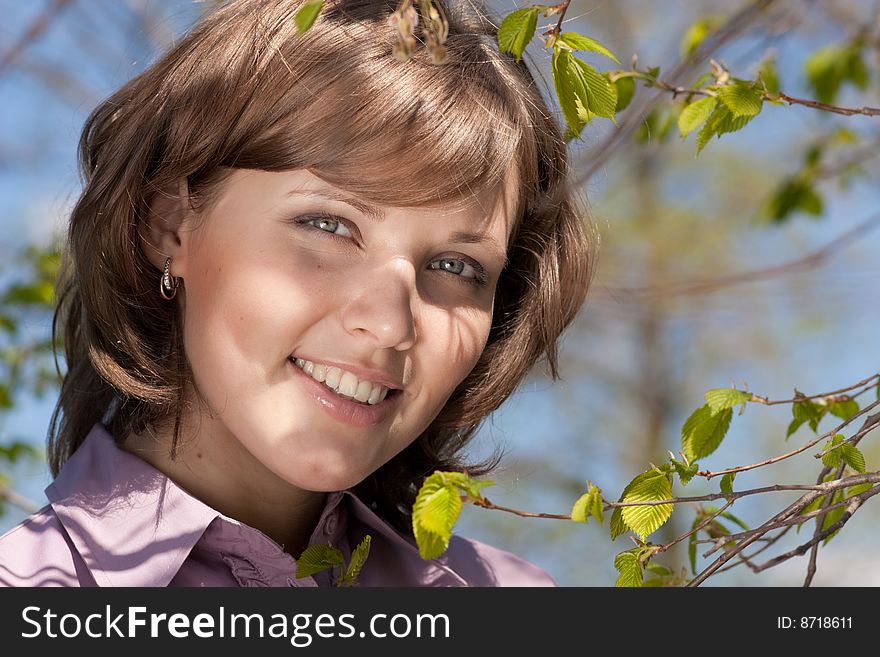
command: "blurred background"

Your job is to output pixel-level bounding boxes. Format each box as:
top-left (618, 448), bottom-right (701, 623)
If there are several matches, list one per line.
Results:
top-left (1, 0), bottom-right (878, 586)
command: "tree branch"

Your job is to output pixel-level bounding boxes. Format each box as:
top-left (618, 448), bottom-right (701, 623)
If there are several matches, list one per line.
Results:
top-left (568, 0), bottom-right (781, 187)
top-left (776, 91), bottom-right (880, 117)
top-left (0, 0), bottom-right (74, 78)
top-left (697, 399), bottom-right (880, 480)
top-left (0, 485), bottom-right (41, 515)
top-left (595, 212), bottom-right (880, 301)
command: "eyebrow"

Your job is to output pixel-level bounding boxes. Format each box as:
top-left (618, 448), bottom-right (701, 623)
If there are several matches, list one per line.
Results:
top-left (288, 189), bottom-right (509, 265)
top-left (289, 189), bottom-right (385, 223)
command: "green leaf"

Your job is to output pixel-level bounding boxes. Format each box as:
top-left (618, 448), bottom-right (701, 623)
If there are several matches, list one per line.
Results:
top-left (414, 477), bottom-right (461, 537)
top-left (671, 457), bottom-right (698, 486)
top-left (678, 96), bottom-right (717, 138)
top-left (590, 485), bottom-right (604, 524)
top-left (792, 396), bottom-right (826, 432)
top-left (704, 388), bottom-right (751, 414)
top-left (294, 0), bottom-right (324, 34)
top-left (571, 492), bottom-right (592, 524)
top-left (715, 83), bottom-right (764, 117)
top-left (828, 398), bottom-right (859, 421)
top-left (803, 44), bottom-right (869, 105)
top-left (695, 104), bottom-right (756, 155)
top-left (840, 444), bottom-right (866, 474)
top-left (340, 535), bottom-right (371, 586)
top-left (846, 483), bottom-right (873, 498)
top-left (610, 507), bottom-right (626, 540)
top-left (552, 47), bottom-right (586, 140)
top-left (572, 481), bottom-right (603, 524)
top-left (801, 494), bottom-right (826, 516)
top-left (295, 544), bottom-right (343, 578)
top-left (786, 418), bottom-right (804, 440)
top-left (613, 549), bottom-right (644, 587)
top-left (439, 471), bottom-right (494, 500)
top-left (0, 441), bottom-right (41, 463)
top-left (3, 281), bottom-right (55, 307)
top-left (611, 75), bottom-right (635, 112)
top-left (821, 434), bottom-right (845, 469)
top-left (0, 385), bottom-right (12, 409)
top-left (645, 563), bottom-right (672, 576)
top-left (680, 16), bottom-right (722, 58)
top-left (412, 473), bottom-right (463, 559)
top-left (497, 7), bottom-right (540, 63)
top-left (552, 47), bottom-right (617, 139)
top-left (845, 49), bottom-right (869, 89)
top-left (720, 472), bottom-right (735, 496)
top-left (620, 469), bottom-right (674, 541)
top-left (681, 404), bottom-right (733, 461)
top-left (719, 510), bottom-right (749, 532)
top-left (805, 45), bottom-right (842, 104)
top-left (764, 176), bottom-right (824, 223)
top-left (821, 488), bottom-right (845, 545)
top-left (758, 57), bottom-right (780, 94)
top-left (0, 315), bottom-right (16, 333)
top-left (570, 56), bottom-right (618, 120)
top-left (557, 32), bottom-right (619, 63)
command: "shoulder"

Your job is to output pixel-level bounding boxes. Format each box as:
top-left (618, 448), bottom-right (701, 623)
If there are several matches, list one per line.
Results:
top-left (441, 534), bottom-right (556, 587)
top-left (0, 505), bottom-right (92, 587)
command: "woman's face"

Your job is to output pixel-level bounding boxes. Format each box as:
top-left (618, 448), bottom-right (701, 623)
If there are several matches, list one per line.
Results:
top-left (172, 169), bottom-right (514, 493)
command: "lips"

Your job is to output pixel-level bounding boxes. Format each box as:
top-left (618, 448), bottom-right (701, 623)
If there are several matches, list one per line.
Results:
top-left (288, 357), bottom-right (402, 427)
top-left (291, 356), bottom-right (391, 405)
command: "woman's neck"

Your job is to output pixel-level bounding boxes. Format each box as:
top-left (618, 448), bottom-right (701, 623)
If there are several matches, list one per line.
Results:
top-left (121, 413), bottom-right (327, 558)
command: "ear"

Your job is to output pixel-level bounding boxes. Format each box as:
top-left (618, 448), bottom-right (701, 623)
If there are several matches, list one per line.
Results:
top-left (140, 179), bottom-right (191, 275)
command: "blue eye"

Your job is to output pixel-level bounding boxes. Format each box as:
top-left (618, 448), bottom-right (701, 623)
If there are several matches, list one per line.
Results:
top-left (303, 214), bottom-right (353, 238)
top-left (429, 258), bottom-right (487, 286)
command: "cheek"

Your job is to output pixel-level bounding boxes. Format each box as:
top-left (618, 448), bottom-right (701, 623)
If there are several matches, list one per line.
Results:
top-left (423, 305), bottom-right (492, 394)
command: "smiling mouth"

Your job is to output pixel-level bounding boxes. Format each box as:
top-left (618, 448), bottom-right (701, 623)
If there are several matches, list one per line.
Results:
top-left (288, 356), bottom-right (401, 406)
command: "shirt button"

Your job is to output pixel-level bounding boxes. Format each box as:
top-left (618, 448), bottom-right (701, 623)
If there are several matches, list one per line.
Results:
top-left (324, 514), bottom-right (338, 536)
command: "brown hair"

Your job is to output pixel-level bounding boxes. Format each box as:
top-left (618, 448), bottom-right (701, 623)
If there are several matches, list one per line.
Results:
top-left (49, 0), bottom-right (597, 533)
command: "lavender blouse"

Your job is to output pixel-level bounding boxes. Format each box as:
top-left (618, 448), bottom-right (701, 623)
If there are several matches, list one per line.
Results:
top-left (0, 424), bottom-right (555, 587)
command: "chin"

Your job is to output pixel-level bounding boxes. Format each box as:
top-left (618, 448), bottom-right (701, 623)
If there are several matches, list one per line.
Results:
top-left (282, 459), bottom-right (375, 494)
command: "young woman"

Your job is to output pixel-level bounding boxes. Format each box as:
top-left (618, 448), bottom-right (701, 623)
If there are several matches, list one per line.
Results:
top-left (0, 0), bottom-right (595, 587)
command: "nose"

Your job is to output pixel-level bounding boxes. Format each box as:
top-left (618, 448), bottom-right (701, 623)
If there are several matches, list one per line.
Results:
top-left (341, 258), bottom-right (417, 351)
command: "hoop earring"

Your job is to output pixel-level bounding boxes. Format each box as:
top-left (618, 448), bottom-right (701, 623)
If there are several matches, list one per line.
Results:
top-left (159, 256), bottom-right (179, 300)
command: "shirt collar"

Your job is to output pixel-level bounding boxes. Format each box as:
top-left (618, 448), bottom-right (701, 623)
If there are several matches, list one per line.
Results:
top-left (46, 424), bottom-right (464, 587)
top-left (47, 424), bottom-right (220, 587)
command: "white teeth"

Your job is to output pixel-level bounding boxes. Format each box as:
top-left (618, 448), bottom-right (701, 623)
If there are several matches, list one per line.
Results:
top-left (367, 385), bottom-right (383, 405)
top-left (337, 371), bottom-right (359, 397)
top-left (324, 366), bottom-right (342, 390)
top-left (292, 357), bottom-right (391, 405)
top-left (354, 379), bottom-right (373, 402)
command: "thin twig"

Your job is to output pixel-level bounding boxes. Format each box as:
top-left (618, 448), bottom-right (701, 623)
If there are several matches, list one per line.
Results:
top-left (0, 486), bottom-right (41, 515)
top-left (687, 485), bottom-right (818, 586)
top-left (569, 0), bottom-right (780, 187)
top-left (694, 478), bottom-right (880, 549)
top-left (697, 400), bottom-right (880, 479)
top-left (752, 488), bottom-right (878, 572)
top-left (654, 499), bottom-right (735, 554)
top-left (715, 525), bottom-right (792, 574)
top-left (0, 0), bottom-right (73, 77)
top-left (598, 213), bottom-right (880, 301)
top-left (472, 497), bottom-right (570, 520)
top-left (777, 91), bottom-right (880, 117)
top-left (548, 0), bottom-right (572, 37)
top-left (642, 77), bottom-right (880, 117)
top-left (803, 463), bottom-right (837, 587)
